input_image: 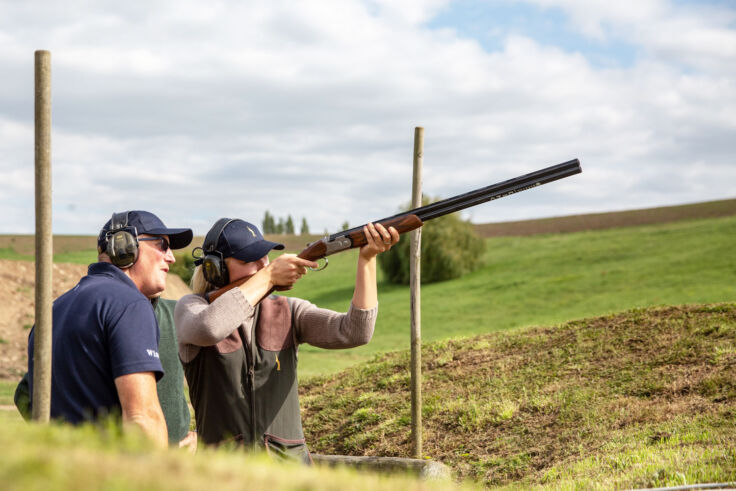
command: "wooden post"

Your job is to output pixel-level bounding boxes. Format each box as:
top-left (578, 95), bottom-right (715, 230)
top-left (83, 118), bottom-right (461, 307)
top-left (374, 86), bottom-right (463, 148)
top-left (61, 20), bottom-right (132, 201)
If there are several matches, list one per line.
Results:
top-left (32, 49), bottom-right (53, 423)
top-left (410, 127), bottom-right (423, 458)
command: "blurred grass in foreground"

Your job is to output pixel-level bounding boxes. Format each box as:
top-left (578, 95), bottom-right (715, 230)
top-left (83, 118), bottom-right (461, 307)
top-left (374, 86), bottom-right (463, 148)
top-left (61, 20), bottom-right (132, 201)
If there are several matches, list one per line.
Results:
top-left (0, 410), bottom-right (465, 491)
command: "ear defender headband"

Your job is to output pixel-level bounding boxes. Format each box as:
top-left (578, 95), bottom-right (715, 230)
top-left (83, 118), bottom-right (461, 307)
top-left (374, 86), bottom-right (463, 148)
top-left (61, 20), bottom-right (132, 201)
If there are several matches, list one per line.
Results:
top-left (105, 211), bottom-right (139, 269)
top-left (193, 218), bottom-right (236, 288)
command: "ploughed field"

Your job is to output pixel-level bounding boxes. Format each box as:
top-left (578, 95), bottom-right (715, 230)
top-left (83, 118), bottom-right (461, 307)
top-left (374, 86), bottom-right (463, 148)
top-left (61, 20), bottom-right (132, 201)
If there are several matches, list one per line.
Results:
top-left (473, 197), bottom-right (736, 236)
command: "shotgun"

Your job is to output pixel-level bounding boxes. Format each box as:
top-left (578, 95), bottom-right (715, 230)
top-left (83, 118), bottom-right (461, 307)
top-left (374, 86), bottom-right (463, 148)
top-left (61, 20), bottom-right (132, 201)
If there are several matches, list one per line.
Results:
top-left (207, 158), bottom-right (582, 302)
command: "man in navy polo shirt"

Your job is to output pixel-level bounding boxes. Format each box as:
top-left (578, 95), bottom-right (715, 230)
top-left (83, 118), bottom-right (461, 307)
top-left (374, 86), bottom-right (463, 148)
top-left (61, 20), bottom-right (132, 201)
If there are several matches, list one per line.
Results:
top-left (26, 210), bottom-right (192, 448)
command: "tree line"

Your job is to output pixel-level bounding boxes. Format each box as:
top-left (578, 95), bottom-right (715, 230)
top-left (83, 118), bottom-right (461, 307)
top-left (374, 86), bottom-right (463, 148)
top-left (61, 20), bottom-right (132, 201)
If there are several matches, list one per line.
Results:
top-left (262, 211), bottom-right (353, 236)
top-left (262, 211), bottom-right (311, 235)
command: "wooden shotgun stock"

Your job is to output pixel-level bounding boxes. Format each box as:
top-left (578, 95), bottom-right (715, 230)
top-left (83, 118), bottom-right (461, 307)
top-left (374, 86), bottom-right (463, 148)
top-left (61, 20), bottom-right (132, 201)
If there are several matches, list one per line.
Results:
top-left (205, 158), bottom-right (582, 304)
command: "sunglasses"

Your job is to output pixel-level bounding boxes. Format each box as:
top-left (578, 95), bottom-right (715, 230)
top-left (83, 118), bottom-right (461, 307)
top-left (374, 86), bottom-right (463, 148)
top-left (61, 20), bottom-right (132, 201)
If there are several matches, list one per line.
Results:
top-left (139, 236), bottom-right (170, 253)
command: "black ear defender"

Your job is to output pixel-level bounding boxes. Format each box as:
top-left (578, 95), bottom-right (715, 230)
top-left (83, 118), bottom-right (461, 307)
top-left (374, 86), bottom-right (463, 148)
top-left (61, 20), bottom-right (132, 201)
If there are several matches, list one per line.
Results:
top-left (105, 211), bottom-right (140, 269)
top-left (193, 218), bottom-right (236, 287)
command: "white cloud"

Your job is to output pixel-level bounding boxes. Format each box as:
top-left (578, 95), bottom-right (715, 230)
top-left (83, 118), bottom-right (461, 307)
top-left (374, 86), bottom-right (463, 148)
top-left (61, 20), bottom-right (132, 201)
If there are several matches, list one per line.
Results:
top-left (0, 0), bottom-right (734, 235)
top-left (520, 0), bottom-right (736, 72)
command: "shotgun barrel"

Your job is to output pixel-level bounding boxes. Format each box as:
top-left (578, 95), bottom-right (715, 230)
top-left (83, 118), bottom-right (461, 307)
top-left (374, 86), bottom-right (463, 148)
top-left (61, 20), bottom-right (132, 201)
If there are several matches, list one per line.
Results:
top-left (207, 158), bottom-right (581, 302)
top-left (332, 158), bottom-right (581, 242)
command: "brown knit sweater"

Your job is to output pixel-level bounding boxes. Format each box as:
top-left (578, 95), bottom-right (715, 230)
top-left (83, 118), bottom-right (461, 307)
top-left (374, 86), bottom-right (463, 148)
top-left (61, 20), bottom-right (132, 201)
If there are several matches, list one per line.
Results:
top-left (174, 288), bottom-right (378, 362)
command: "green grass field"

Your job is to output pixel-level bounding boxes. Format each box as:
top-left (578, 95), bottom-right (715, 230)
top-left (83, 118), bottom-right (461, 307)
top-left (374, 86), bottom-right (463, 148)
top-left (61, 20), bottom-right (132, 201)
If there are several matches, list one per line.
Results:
top-left (289, 215), bottom-right (736, 376)
top-left (4, 215), bottom-right (734, 377)
top-left (0, 247), bottom-right (98, 264)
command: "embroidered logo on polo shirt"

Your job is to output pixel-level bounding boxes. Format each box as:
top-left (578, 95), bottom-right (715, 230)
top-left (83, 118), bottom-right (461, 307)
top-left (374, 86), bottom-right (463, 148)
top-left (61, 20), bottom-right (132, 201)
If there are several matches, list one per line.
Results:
top-left (146, 349), bottom-right (160, 359)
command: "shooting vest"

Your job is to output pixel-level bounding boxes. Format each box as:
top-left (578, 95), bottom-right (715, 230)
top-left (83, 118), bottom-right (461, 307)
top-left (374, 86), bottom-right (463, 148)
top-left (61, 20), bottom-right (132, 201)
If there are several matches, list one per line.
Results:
top-left (183, 295), bottom-right (311, 463)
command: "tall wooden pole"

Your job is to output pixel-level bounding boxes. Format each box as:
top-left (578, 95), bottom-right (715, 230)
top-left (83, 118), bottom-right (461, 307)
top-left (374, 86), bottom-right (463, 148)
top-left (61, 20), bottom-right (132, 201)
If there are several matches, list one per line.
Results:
top-left (32, 50), bottom-right (53, 423)
top-left (410, 127), bottom-right (423, 458)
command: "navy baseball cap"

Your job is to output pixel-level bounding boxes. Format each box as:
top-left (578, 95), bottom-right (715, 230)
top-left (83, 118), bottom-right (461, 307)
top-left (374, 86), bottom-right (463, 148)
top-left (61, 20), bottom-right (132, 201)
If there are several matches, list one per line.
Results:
top-left (98, 210), bottom-right (193, 251)
top-left (211, 219), bottom-right (284, 263)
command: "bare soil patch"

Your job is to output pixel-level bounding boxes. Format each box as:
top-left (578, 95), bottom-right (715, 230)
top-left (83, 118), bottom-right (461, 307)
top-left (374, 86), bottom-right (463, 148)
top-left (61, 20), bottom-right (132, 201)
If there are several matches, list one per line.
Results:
top-left (0, 260), bottom-right (191, 380)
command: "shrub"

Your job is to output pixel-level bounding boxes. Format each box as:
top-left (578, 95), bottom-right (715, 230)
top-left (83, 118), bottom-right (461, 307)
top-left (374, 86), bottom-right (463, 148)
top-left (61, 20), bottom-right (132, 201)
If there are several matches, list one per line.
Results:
top-left (170, 251), bottom-right (196, 286)
top-left (378, 198), bottom-right (485, 284)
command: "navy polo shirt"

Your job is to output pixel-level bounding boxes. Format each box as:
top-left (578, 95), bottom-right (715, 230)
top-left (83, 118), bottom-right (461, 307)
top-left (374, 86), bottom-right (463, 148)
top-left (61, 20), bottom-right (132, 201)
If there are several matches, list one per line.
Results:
top-left (28, 262), bottom-right (164, 424)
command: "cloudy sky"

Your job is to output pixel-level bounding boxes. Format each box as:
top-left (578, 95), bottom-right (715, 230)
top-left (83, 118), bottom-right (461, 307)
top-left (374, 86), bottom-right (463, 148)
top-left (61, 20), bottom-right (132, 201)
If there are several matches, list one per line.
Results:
top-left (1, 0), bottom-right (734, 236)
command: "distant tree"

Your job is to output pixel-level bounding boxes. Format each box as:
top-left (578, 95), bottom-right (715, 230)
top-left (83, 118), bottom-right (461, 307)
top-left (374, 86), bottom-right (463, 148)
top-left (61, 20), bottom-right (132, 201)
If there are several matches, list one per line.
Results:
top-left (341, 221), bottom-right (349, 231)
top-left (276, 217), bottom-right (285, 235)
top-left (262, 210), bottom-right (276, 234)
top-left (378, 197), bottom-right (485, 284)
top-left (285, 215), bottom-right (295, 235)
top-left (300, 218), bottom-right (310, 235)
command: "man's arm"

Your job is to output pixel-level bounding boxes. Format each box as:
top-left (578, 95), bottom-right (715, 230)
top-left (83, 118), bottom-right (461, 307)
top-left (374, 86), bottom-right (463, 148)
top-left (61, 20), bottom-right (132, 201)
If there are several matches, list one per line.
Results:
top-left (114, 372), bottom-right (168, 449)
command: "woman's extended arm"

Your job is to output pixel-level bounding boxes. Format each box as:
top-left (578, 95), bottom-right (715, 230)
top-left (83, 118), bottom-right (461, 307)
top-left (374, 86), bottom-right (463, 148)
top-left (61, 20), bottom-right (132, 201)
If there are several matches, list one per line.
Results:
top-left (352, 222), bottom-right (399, 309)
top-left (293, 223), bottom-right (399, 349)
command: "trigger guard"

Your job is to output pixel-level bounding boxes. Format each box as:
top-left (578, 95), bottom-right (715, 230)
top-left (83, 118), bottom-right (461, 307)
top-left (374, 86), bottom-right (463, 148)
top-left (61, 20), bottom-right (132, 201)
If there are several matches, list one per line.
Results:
top-left (310, 258), bottom-right (328, 271)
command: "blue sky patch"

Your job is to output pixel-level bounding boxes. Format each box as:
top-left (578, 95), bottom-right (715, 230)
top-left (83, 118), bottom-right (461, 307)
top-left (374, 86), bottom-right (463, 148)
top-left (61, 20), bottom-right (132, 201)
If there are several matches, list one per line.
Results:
top-left (427, 0), bottom-right (638, 68)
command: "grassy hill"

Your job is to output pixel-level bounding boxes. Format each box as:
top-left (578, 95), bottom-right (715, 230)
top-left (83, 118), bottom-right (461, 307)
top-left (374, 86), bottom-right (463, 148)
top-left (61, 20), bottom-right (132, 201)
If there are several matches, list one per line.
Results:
top-left (300, 303), bottom-right (736, 489)
top-left (288, 214), bottom-right (736, 376)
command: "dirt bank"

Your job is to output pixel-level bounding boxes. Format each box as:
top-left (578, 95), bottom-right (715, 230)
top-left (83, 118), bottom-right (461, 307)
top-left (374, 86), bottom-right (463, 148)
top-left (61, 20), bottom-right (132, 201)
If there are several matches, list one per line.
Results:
top-left (0, 260), bottom-right (191, 380)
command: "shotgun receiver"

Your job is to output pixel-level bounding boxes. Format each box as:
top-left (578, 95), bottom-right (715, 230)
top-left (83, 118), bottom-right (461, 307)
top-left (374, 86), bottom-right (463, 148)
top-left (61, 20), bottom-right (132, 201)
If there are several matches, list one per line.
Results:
top-left (207, 158), bottom-right (582, 302)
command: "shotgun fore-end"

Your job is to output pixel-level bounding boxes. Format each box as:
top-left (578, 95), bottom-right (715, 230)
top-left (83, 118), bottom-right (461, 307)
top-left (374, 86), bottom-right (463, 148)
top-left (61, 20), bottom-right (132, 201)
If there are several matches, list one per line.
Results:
top-left (348, 214), bottom-right (424, 248)
top-left (300, 214), bottom-right (423, 257)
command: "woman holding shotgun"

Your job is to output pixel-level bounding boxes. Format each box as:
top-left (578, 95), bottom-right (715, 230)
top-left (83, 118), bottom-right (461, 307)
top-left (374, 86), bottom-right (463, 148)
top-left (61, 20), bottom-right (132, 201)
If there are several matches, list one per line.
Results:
top-left (174, 217), bottom-right (398, 462)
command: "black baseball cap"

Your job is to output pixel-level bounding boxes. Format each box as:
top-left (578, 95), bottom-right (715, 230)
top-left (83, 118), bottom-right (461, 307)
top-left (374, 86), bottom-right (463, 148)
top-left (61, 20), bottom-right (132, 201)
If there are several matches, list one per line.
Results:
top-left (211, 219), bottom-right (284, 263)
top-left (97, 210), bottom-right (193, 251)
